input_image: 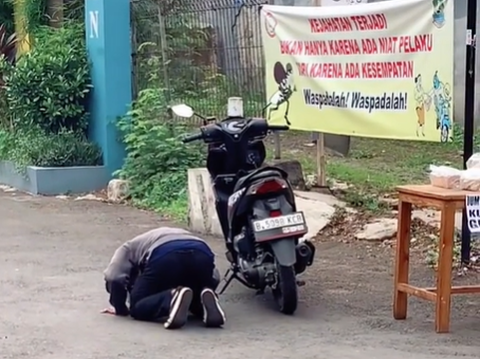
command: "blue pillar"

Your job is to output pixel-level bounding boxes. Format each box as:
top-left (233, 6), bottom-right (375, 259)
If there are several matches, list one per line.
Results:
top-left (85, 0), bottom-right (131, 177)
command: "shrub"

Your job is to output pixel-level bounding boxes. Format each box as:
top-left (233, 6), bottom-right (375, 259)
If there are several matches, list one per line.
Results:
top-left (0, 23), bottom-right (91, 134)
top-left (0, 2), bottom-right (14, 37)
top-left (6, 128), bottom-right (102, 168)
top-left (0, 22), bottom-right (102, 169)
top-left (0, 24), bottom-right (17, 130)
top-left (117, 86), bottom-right (204, 220)
top-left (0, 127), bottom-right (14, 158)
top-left (21, 0), bottom-right (49, 34)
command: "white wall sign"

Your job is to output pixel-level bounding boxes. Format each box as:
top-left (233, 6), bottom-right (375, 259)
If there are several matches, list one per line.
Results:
top-left (466, 195), bottom-right (480, 233)
top-left (89, 10), bottom-right (99, 39)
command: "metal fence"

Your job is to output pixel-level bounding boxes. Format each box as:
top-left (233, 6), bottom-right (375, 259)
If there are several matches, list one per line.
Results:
top-left (131, 0), bottom-right (268, 120)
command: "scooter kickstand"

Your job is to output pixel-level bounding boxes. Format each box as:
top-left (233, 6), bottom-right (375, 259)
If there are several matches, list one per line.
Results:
top-left (217, 268), bottom-right (235, 295)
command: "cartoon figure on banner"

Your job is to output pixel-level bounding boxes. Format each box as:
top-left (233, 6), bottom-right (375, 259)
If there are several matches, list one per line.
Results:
top-left (432, 0), bottom-right (448, 28)
top-left (265, 62), bottom-right (296, 126)
top-left (430, 71), bottom-right (452, 142)
top-left (413, 71), bottom-right (452, 142)
top-left (436, 84), bottom-right (452, 143)
top-left (414, 74), bottom-right (431, 137)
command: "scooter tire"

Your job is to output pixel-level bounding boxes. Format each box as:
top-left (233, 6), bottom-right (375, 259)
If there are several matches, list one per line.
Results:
top-left (273, 264), bottom-right (298, 315)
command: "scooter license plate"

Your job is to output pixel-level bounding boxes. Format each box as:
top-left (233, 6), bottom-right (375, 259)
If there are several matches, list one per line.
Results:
top-left (251, 212), bottom-right (308, 242)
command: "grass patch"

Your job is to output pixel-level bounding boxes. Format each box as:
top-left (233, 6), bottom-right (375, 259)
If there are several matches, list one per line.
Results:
top-left (266, 130), bottom-right (467, 212)
top-left (327, 137), bottom-right (462, 192)
top-left (156, 192), bottom-right (189, 223)
top-left (132, 191), bottom-right (189, 223)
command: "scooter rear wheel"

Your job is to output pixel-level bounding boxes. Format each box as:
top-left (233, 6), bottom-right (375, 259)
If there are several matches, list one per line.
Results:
top-left (272, 264), bottom-right (298, 315)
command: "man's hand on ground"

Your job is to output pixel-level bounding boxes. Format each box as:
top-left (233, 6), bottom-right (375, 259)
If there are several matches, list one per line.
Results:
top-left (101, 306), bottom-right (130, 316)
top-left (100, 307), bottom-right (116, 315)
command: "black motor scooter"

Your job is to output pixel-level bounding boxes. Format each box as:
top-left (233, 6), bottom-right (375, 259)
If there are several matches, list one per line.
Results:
top-left (171, 104), bottom-right (315, 315)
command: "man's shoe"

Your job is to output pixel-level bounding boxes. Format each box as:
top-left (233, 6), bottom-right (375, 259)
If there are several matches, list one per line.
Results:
top-left (200, 288), bottom-right (226, 328)
top-left (164, 287), bottom-right (193, 329)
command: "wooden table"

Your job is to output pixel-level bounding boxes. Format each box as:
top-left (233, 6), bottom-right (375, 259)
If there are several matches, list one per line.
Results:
top-left (393, 184), bottom-right (480, 333)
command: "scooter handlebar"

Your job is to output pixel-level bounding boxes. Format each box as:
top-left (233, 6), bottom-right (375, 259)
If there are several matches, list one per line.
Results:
top-left (182, 133), bottom-right (203, 143)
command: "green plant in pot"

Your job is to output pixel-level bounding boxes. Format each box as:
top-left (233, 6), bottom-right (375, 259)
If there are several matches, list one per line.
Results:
top-left (9, 127), bottom-right (102, 168)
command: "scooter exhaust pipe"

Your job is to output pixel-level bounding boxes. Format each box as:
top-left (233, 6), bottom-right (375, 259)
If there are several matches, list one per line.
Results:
top-left (294, 242), bottom-right (314, 274)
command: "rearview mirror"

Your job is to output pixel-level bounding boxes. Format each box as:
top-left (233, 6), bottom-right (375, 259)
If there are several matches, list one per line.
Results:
top-left (170, 104), bottom-right (194, 118)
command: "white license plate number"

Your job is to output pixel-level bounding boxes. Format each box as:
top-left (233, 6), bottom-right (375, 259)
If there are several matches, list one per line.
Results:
top-left (253, 213), bottom-right (305, 232)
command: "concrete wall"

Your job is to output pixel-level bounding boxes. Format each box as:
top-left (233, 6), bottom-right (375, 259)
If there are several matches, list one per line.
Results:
top-left (0, 161), bottom-right (110, 195)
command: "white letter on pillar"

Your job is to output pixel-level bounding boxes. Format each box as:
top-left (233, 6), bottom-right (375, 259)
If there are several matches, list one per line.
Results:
top-left (89, 11), bottom-right (99, 38)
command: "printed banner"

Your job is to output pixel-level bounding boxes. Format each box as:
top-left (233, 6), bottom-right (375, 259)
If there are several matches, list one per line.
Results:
top-left (321, 0), bottom-right (368, 6)
top-left (260, 0), bottom-right (454, 142)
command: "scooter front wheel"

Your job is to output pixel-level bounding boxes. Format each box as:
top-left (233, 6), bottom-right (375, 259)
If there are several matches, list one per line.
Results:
top-left (272, 264), bottom-right (298, 315)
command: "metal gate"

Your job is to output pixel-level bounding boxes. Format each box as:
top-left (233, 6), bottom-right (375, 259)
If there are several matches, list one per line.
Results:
top-left (131, 0), bottom-right (268, 118)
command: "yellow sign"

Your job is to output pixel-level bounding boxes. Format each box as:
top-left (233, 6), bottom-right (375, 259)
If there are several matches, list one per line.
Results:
top-left (261, 0), bottom-right (454, 142)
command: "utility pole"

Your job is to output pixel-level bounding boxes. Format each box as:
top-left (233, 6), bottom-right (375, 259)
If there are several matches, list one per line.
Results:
top-left (461, 0), bottom-right (477, 264)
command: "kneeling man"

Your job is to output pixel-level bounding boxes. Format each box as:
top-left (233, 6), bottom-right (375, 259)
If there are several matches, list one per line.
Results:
top-left (103, 227), bottom-right (225, 329)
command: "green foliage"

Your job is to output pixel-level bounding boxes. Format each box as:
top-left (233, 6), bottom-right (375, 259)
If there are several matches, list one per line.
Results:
top-left (0, 127), bottom-right (102, 167)
top-left (0, 0), bottom-right (49, 36)
top-left (450, 123), bottom-right (480, 151)
top-left (21, 0), bottom-right (48, 34)
top-left (0, 1), bottom-right (14, 36)
top-left (63, 0), bottom-right (84, 22)
top-left (0, 126), bottom-right (14, 158)
top-left (0, 23), bottom-right (17, 64)
top-left (0, 0), bottom-right (83, 38)
top-left (0, 24), bottom-right (91, 134)
top-left (0, 22), bottom-right (101, 169)
top-left (117, 85), bottom-right (204, 220)
top-left (125, 0), bottom-right (267, 218)
top-left (0, 23), bottom-right (17, 130)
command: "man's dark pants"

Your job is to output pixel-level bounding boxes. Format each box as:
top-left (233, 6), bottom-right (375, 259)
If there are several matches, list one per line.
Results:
top-left (127, 241), bottom-right (217, 321)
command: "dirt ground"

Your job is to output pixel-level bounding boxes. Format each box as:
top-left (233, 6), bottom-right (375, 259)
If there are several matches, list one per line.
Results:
top-left (1, 189), bottom-right (480, 359)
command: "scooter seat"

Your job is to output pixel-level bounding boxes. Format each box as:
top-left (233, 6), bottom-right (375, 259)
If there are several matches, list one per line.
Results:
top-left (234, 167), bottom-right (287, 192)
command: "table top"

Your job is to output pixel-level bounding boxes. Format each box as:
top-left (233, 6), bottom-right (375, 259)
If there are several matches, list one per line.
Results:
top-left (396, 184), bottom-right (474, 201)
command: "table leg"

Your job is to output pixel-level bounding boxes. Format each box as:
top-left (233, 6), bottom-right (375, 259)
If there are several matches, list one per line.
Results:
top-left (393, 199), bottom-right (412, 320)
top-left (435, 202), bottom-right (455, 333)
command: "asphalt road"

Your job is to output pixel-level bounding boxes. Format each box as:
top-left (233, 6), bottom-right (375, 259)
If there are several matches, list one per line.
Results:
top-left (0, 190), bottom-right (479, 359)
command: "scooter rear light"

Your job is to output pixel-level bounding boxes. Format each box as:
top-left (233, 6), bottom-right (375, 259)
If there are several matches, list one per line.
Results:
top-left (270, 210), bottom-right (282, 217)
top-left (253, 179), bottom-right (286, 195)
